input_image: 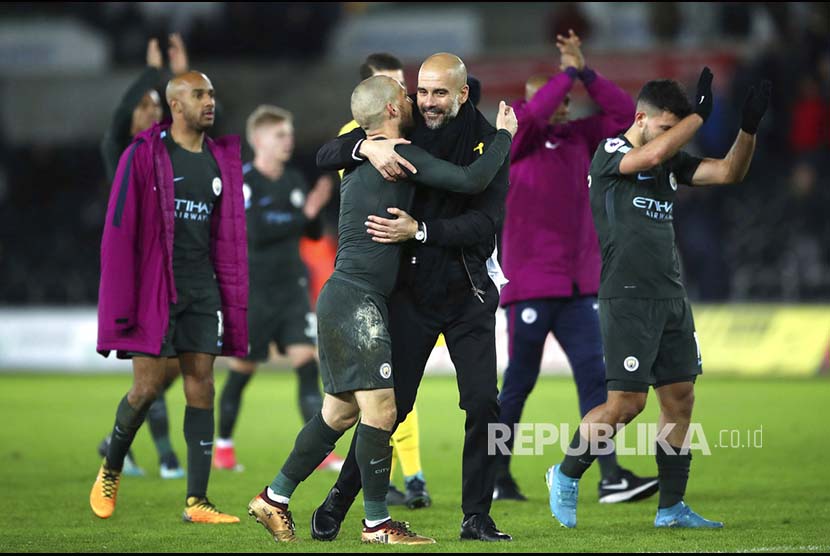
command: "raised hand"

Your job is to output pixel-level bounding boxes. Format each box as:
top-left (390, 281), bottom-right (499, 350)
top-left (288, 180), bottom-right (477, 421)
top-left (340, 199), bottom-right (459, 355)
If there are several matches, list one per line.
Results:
top-left (556, 29), bottom-right (585, 71)
top-left (694, 67), bottom-right (714, 122)
top-left (168, 33), bottom-right (189, 76)
top-left (146, 38), bottom-right (163, 69)
top-left (740, 80), bottom-right (771, 135)
top-left (496, 101), bottom-right (518, 138)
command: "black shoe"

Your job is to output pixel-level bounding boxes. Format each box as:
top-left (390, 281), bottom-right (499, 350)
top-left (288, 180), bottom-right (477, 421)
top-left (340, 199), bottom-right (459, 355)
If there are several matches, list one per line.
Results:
top-left (310, 486), bottom-right (355, 541)
top-left (598, 467), bottom-right (659, 503)
top-left (386, 484), bottom-right (407, 506)
top-left (460, 514), bottom-right (512, 542)
top-left (160, 451), bottom-right (180, 470)
top-left (492, 473), bottom-right (527, 501)
top-left (404, 477), bottom-right (432, 509)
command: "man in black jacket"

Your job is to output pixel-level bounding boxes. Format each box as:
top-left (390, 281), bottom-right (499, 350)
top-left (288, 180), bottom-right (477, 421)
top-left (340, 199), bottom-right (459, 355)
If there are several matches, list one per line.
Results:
top-left (311, 53), bottom-right (512, 542)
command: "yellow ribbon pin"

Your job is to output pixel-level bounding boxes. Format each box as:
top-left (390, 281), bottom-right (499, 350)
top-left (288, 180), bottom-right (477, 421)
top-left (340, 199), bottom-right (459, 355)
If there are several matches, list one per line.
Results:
top-left (473, 142), bottom-right (484, 155)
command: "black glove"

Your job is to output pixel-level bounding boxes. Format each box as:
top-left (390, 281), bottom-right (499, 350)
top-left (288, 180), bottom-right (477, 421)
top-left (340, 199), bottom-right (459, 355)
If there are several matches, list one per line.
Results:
top-left (741, 80), bottom-right (771, 135)
top-left (694, 66), bottom-right (714, 122)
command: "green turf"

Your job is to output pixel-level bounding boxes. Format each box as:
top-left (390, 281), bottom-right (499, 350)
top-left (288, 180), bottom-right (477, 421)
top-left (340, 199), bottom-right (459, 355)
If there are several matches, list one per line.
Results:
top-left (0, 371), bottom-right (828, 552)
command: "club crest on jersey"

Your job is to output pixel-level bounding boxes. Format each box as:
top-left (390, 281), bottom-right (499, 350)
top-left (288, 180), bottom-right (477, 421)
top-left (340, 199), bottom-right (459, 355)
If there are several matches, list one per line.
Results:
top-left (669, 172), bottom-right (678, 191)
top-left (624, 356), bottom-right (639, 372)
top-left (212, 177), bottom-right (222, 196)
top-left (290, 188), bottom-right (305, 208)
top-left (379, 363), bottom-right (392, 379)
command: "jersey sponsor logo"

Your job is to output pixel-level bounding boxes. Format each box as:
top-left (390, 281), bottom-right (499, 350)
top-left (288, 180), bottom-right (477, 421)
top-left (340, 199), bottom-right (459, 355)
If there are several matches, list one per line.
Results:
top-left (242, 183), bottom-right (252, 210)
top-left (264, 210), bottom-right (295, 224)
top-left (212, 177), bottom-right (222, 196)
top-left (632, 196), bottom-right (673, 221)
top-left (624, 356), bottom-right (639, 372)
top-left (473, 142), bottom-right (484, 155)
top-left (521, 307), bottom-right (538, 324)
top-left (379, 363), bottom-right (392, 379)
top-left (290, 188), bottom-right (305, 208)
top-left (669, 171), bottom-right (678, 191)
top-left (174, 198), bottom-right (214, 221)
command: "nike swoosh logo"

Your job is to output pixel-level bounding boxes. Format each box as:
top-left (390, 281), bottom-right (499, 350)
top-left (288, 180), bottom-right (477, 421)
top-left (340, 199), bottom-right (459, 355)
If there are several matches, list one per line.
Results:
top-left (637, 173), bottom-right (654, 181)
top-left (369, 455), bottom-right (391, 465)
top-left (603, 478), bottom-right (629, 490)
top-left (199, 440), bottom-right (213, 447)
top-left (545, 141), bottom-right (559, 150)
top-left (699, 96), bottom-right (705, 104)
top-left (174, 177), bottom-right (185, 182)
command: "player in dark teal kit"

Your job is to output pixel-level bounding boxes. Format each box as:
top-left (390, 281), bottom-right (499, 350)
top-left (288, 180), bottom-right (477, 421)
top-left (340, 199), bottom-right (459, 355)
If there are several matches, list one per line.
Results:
top-left (214, 105), bottom-right (336, 472)
top-left (545, 67), bottom-right (770, 528)
top-left (246, 75), bottom-right (518, 544)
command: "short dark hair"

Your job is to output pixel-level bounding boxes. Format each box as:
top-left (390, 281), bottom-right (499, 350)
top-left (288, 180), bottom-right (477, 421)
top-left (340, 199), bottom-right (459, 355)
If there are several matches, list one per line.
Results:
top-left (637, 79), bottom-right (692, 119)
top-left (359, 53), bottom-right (403, 80)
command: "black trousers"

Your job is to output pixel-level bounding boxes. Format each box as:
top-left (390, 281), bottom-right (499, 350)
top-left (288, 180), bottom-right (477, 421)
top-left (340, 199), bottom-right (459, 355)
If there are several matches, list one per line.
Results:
top-left (333, 277), bottom-right (501, 518)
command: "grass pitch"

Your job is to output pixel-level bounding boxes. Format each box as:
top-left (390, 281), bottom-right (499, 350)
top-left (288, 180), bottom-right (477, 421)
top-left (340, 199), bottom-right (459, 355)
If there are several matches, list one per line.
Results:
top-left (0, 371), bottom-right (828, 552)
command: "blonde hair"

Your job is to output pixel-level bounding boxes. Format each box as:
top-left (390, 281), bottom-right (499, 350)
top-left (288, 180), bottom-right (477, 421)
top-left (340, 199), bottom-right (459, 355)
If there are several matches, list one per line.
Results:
top-left (246, 105), bottom-right (293, 146)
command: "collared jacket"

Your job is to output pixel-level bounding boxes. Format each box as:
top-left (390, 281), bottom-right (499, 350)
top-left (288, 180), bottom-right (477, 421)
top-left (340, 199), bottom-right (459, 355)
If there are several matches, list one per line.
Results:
top-left (97, 122), bottom-right (248, 357)
top-left (500, 68), bottom-right (634, 305)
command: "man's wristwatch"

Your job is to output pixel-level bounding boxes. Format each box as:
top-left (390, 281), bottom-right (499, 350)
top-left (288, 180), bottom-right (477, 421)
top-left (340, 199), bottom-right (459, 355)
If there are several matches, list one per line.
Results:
top-left (414, 221), bottom-right (427, 243)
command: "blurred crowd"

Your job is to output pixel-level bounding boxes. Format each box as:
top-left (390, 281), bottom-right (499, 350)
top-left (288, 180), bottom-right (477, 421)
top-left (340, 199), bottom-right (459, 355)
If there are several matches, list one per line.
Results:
top-left (0, 2), bottom-right (827, 304)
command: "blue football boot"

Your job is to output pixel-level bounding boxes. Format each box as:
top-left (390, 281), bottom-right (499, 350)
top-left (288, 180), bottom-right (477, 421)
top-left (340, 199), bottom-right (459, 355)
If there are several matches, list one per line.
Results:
top-left (545, 464), bottom-right (579, 528)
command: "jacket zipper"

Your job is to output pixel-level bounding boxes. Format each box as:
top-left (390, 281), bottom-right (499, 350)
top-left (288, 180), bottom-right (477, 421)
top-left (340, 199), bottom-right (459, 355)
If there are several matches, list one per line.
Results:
top-left (461, 247), bottom-right (485, 303)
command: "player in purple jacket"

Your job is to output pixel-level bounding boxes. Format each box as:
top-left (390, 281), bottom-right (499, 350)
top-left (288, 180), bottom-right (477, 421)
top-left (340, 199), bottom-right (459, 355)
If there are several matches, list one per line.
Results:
top-left (496, 30), bottom-right (658, 503)
top-left (91, 71), bottom-right (248, 524)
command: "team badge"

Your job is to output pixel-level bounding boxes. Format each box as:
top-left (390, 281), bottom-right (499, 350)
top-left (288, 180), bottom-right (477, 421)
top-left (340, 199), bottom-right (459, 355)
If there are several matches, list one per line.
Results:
top-left (379, 363), bottom-right (392, 379)
top-left (624, 356), bottom-right (639, 372)
top-left (669, 172), bottom-right (678, 191)
top-left (521, 308), bottom-right (538, 324)
top-left (212, 177), bottom-right (222, 196)
top-left (290, 188), bottom-right (305, 208)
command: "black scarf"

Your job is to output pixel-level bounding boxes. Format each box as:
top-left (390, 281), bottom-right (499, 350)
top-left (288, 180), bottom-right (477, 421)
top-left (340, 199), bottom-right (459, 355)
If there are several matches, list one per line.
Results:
top-left (409, 95), bottom-right (493, 165)
top-left (401, 97), bottom-right (496, 302)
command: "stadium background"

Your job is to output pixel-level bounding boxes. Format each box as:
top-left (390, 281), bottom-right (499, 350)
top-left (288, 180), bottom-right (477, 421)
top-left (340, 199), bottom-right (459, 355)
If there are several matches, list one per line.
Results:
top-left (0, 2), bottom-right (828, 552)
